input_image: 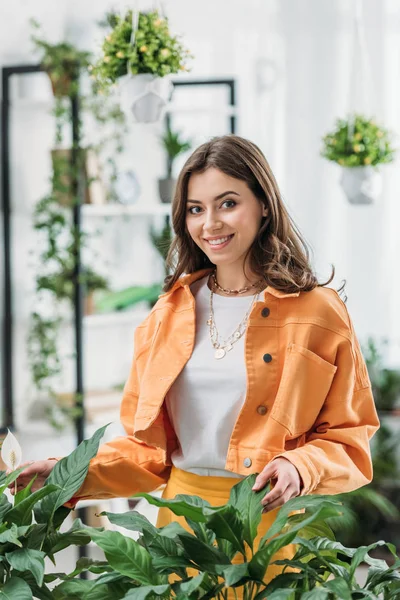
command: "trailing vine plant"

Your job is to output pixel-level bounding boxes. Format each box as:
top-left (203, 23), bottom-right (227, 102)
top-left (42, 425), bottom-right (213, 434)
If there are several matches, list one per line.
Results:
top-left (27, 25), bottom-right (127, 430)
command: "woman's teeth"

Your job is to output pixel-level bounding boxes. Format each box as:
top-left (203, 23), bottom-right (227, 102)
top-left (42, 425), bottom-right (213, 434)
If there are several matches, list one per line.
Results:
top-left (207, 235), bottom-right (233, 246)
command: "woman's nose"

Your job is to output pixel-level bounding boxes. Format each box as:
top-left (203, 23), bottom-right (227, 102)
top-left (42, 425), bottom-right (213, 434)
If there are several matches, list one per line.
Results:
top-left (203, 211), bottom-right (223, 232)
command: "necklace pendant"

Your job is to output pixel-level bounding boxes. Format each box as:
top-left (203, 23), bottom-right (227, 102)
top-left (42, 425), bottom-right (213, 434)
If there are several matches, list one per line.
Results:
top-left (215, 348), bottom-right (226, 360)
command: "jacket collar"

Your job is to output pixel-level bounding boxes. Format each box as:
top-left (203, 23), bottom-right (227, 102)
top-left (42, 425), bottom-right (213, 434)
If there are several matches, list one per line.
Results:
top-left (167, 269), bottom-right (300, 299)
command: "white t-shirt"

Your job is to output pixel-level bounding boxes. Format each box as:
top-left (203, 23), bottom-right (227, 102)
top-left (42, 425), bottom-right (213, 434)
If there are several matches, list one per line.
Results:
top-left (165, 275), bottom-right (260, 478)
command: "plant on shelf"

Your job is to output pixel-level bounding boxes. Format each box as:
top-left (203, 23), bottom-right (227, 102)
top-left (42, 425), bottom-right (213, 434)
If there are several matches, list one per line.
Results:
top-left (27, 27), bottom-right (127, 430)
top-left (30, 18), bottom-right (91, 98)
top-left (158, 123), bottom-right (192, 203)
top-left (92, 9), bottom-right (193, 122)
top-left (150, 216), bottom-right (173, 277)
top-left (1, 425), bottom-right (400, 598)
top-left (321, 114), bottom-right (396, 204)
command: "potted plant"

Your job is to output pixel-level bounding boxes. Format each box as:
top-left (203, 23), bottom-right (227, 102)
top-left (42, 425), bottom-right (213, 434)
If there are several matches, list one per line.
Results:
top-left (321, 114), bottom-right (396, 204)
top-left (363, 337), bottom-right (400, 414)
top-left (158, 124), bottom-right (192, 203)
top-left (92, 10), bottom-right (192, 122)
top-left (30, 19), bottom-right (91, 98)
top-left (2, 425), bottom-right (400, 598)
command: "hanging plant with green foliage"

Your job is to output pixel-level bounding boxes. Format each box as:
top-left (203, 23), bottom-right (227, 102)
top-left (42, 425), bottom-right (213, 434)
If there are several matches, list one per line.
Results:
top-left (92, 10), bottom-right (192, 89)
top-left (321, 114), bottom-right (395, 167)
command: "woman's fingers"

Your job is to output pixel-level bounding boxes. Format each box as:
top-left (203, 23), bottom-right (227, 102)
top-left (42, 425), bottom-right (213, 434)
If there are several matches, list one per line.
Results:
top-left (253, 457), bottom-right (302, 513)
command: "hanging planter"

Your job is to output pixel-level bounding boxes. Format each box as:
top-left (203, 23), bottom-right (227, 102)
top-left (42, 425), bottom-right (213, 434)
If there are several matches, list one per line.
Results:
top-left (92, 9), bottom-right (193, 123)
top-left (321, 114), bottom-right (396, 205)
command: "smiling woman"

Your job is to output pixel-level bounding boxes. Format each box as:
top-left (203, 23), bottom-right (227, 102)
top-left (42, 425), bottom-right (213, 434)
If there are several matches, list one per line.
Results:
top-left (15, 135), bottom-right (380, 598)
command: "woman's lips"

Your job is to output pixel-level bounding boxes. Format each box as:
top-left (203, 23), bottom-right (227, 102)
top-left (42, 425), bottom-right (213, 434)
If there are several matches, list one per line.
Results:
top-left (204, 234), bottom-right (234, 250)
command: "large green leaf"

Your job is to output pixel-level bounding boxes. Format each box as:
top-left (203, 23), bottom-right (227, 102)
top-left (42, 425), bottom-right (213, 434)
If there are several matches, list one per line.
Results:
top-left (0, 576), bottom-right (33, 599)
top-left (249, 529), bottom-right (298, 581)
top-left (5, 547), bottom-right (45, 586)
top-left (13, 475), bottom-right (37, 506)
top-left (178, 573), bottom-right (208, 595)
top-left (142, 529), bottom-right (188, 578)
top-left (52, 579), bottom-right (112, 600)
top-left (7, 485), bottom-right (59, 527)
top-left (301, 590), bottom-right (330, 599)
top-left (45, 518), bottom-right (92, 554)
top-left (260, 495), bottom-right (343, 542)
top-left (0, 495), bottom-right (12, 523)
top-left (203, 505), bottom-right (245, 555)
top-left (121, 584), bottom-right (170, 599)
top-left (177, 532), bottom-right (231, 573)
top-left (133, 493), bottom-right (212, 522)
top-left (227, 474), bottom-right (266, 549)
top-left (216, 562), bottom-right (249, 587)
top-left (103, 510), bottom-right (157, 536)
top-left (88, 528), bottom-right (159, 585)
top-left (0, 523), bottom-right (22, 547)
top-left (254, 589), bottom-right (295, 600)
top-left (324, 577), bottom-right (352, 599)
top-left (35, 424), bottom-right (108, 523)
top-left (0, 467), bottom-right (28, 495)
top-left (349, 541), bottom-right (395, 581)
top-left (67, 557), bottom-right (111, 578)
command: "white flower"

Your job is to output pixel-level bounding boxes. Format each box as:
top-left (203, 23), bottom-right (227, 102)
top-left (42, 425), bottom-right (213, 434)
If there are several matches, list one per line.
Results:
top-left (1, 429), bottom-right (22, 471)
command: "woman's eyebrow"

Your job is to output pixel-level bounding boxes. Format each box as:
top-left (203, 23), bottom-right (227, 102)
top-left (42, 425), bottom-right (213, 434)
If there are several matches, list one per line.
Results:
top-left (187, 190), bottom-right (240, 204)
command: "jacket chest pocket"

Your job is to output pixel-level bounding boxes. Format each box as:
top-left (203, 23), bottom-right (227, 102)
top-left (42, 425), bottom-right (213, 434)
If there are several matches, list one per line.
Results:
top-left (270, 343), bottom-right (337, 437)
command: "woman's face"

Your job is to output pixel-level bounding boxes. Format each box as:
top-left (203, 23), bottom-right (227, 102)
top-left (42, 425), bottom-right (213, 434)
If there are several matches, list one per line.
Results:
top-left (186, 167), bottom-right (268, 270)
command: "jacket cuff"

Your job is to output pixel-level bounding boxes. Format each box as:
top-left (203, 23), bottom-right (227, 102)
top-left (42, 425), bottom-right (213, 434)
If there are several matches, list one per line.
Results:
top-left (273, 449), bottom-right (320, 496)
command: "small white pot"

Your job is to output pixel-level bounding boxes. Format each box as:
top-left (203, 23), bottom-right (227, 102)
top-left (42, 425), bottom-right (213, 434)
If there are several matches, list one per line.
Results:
top-left (118, 73), bottom-right (173, 123)
top-left (340, 166), bottom-right (382, 205)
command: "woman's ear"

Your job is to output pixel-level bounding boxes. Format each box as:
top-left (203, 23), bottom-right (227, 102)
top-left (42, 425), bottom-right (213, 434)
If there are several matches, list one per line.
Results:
top-left (262, 205), bottom-right (268, 217)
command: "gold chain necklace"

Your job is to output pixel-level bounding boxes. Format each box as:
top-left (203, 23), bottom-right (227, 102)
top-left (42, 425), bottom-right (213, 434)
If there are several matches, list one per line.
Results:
top-left (212, 270), bottom-right (263, 295)
top-left (207, 281), bottom-right (260, 359)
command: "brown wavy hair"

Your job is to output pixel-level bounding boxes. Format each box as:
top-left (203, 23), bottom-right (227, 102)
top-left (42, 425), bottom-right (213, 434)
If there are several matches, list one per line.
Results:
top-left (164, 135), bottom-right (337, 294)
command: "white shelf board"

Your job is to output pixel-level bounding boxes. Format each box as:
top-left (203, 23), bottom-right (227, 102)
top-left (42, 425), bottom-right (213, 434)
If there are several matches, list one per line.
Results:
top-left (11, 99), bottom-right (54, 110)
top-left (84, 310), bottom-right (148, 328)
top-left (82, 203), bottom-right (171, 217)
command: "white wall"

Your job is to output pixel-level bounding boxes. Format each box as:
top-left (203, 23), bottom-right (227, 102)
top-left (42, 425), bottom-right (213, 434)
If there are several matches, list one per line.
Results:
top-left (1, 0), bottom-right (400, 428)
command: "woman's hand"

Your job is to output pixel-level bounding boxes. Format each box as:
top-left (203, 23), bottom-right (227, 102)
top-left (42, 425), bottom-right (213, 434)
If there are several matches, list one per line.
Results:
top-left (7, 459), bottom-right (59, 495)
top-left (252, 457), bottom-right (303, 512)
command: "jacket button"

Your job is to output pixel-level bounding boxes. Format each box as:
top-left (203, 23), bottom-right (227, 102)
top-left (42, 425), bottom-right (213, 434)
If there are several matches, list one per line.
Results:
top-left (263, 353), bottom-right (272, 363)
top-left (243, 457), bottom-right (252, 468)
top-left (261, 307), bottom-right (270, 317)
top-left (257, 405), bottom-right (267, 415)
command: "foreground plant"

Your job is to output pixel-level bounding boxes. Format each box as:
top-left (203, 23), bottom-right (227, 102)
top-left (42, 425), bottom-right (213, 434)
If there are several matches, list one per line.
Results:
top-left (1, 426), bottom-right (399, 599)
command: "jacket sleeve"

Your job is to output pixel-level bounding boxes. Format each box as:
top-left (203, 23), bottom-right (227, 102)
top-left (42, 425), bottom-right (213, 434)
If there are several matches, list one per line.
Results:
top-left (64, 330), bottom-right (171, 509)
top-left (274, 312), bottom-right (380, 496)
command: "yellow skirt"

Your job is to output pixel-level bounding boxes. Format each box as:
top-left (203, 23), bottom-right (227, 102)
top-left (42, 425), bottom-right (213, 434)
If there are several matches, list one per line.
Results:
top-left (156, 466), bottom-right (296, 599)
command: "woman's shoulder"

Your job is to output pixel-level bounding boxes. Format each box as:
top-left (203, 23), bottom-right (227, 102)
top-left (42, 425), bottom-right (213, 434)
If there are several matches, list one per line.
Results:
top-left (296, 285), bottom-right (352, 338)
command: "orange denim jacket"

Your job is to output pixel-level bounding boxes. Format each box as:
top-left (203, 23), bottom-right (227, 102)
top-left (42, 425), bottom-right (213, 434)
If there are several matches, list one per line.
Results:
top-left (67, 268), bottom-right (379, 507)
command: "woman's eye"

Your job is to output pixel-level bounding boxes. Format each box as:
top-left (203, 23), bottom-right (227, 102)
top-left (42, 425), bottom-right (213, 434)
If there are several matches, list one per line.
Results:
top-left (222, 199), bottom-right (237, 209)
top-left (188, 206), bottom-right (202, 214)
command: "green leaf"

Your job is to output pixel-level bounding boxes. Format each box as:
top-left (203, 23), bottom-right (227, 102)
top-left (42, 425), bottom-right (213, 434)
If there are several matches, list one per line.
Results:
top-left (324, 577), bottom-right (352, 599)
top-left (301, 590), bottom-right (330, 599)
top-left (133, 492), bottom-right (212, 523)
top-left (0, 576), bottom-right (33, 599)
top-left (204, 505), bottom-right (245, 555)
top-left (0, 523), bottom-right (22, 547)
top-left (249, 529), bottom-right (298, 581)
top-left (179, 573), bottom-right (208, 595)
top-left (254, 590), bottom-right (295, 600)
top-left (35, 424), bottom-right (108, 523)
top-left (5, 548), bottom-right (45, 587)
top-left (0, 495), bottom-right (12, 523)
top-left (102, 510), bottom-right (157, 536)
top-left (0, 467), bottom-right (29, 495)
top-left (217, 562), bottom-right (249, 587)
top-left (13, 475), bottom-right (37, 506)
top-left (45, 519), bottom-right (91, 554)
top-left (177, 532), bottom-right (230, 573)
top-left (228, 474), bottom-right (266, 549)
top-left (260, 495), bottom-right (343, 542)
top-left (87, 528), bottom-right (159, 585)
top-left (7, 484), bottom-right (59, 527)
top-left (121, 584), bottom-right (170, 599)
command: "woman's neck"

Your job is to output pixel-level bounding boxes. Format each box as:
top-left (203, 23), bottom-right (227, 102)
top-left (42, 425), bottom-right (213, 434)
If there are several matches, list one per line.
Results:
top-left (209, 266), bottom-right (264, 297)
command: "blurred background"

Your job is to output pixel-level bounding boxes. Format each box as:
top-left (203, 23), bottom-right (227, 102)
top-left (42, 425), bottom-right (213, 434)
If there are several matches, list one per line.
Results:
top-left (1, 0), bottom-right (400, 569)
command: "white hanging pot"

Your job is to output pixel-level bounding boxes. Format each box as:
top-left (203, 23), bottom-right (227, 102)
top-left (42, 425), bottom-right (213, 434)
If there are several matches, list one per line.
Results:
top-left (340, 165), bottom-right (382, 205)
top-left (118, 73), bottom-right (173, 123)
